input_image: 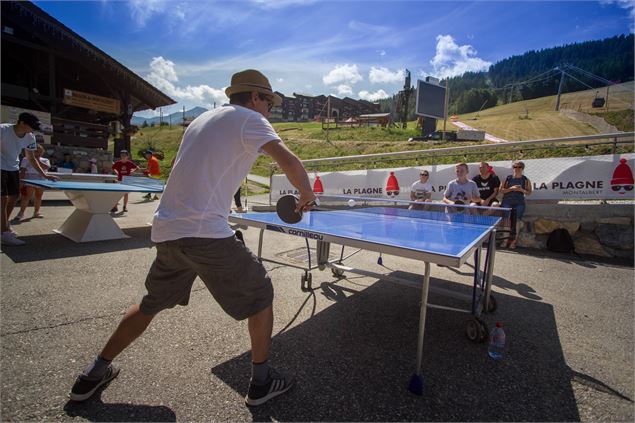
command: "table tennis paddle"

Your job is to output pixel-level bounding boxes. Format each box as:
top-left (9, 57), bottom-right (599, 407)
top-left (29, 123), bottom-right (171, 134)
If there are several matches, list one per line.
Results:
top-left (276, 194), bottom-right (317, 224)
top-left (453, 200), bottom-right (466, 213)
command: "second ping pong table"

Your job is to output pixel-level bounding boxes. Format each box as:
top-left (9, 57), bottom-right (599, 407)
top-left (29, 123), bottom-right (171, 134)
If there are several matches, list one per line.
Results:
top-left (229, 201), bottom-right (509, 395)
top-left (23, 177), bottom-right (164, 243)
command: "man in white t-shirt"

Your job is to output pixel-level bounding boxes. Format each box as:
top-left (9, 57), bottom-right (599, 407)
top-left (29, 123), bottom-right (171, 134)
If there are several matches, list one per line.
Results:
top-left (0, 112), bottom-right (56, 246)
top-left (70, 70), bottom-right (315, 407)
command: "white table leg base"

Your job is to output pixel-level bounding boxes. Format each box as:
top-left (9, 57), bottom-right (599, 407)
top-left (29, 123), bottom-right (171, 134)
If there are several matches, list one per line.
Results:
top-left (55, 210), bottom-right (129, 242)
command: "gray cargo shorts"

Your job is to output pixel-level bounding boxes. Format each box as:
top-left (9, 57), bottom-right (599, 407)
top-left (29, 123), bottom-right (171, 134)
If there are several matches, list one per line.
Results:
top-left (139, 235), bottom-right (273, 320)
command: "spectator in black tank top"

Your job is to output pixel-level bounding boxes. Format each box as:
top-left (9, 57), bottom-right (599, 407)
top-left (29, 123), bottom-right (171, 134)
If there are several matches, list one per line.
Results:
top-left (472, 161), bottom-right (500, 207)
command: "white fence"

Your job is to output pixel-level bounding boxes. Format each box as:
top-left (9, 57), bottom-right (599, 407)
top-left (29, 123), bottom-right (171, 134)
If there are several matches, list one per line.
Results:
top-left (269, 132), bottom-right (634, 204)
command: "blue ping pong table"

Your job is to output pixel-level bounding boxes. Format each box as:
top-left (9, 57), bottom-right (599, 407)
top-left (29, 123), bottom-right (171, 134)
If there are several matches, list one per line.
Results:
top-left (23, 177), bottom-right (163, 243)
top-left (229, 204), bottom-right (505, 395)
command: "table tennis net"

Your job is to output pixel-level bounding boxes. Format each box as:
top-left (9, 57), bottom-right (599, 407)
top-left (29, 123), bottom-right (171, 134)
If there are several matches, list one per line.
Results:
top-left (313, 195), bottom-right (514, 229)
top-left (121, 176), bottom-right (164, 190)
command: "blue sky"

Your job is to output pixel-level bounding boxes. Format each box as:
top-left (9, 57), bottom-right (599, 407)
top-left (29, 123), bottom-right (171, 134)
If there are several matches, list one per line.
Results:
top-left (34, 1), bottom-right (634, 118)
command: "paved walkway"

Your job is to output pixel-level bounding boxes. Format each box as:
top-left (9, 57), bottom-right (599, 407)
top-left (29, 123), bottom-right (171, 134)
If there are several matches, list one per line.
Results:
top-left (452, 120), bottom-right (509, 143)
top-left (1, 193), bottom-right (633, 421)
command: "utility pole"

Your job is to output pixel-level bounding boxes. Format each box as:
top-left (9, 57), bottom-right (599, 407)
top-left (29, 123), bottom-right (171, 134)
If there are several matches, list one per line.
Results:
top-left (555, 66), bottom-right (565, 111)
top-left (398, 69), bottom-right (413, 129)
top-left (326, 97), bottom-right (331, 143)
top-left (442, 77), bottom-right (449, 142)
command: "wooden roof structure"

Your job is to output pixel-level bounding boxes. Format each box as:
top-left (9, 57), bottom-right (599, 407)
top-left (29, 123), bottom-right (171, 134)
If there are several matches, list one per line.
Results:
top-left (1, 1), bottom-right (175, 149)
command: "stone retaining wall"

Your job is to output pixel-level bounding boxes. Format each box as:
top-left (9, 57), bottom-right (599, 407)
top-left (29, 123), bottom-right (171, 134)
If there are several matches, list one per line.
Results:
top-left (517, 203), bottom-right (633, 258)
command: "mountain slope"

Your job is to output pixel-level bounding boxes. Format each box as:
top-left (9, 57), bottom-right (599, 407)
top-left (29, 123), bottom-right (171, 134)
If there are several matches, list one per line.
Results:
top-left (132, 106), bottom-right (208, 126)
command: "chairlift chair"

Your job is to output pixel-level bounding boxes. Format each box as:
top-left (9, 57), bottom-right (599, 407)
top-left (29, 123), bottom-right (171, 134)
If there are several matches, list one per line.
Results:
top-left (592, 91), bottom-right (605, 108)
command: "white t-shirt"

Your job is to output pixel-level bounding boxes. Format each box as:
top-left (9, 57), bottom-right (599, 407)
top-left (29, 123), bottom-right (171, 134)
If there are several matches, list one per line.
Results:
top-left (0, 124), bottom-right (37, 171)
top-left (151, 105), bottom-right (281, 242)
top-left (410, 180), bottom-right (432, 200)
top-left (20, 157), bottom-right (50, 180)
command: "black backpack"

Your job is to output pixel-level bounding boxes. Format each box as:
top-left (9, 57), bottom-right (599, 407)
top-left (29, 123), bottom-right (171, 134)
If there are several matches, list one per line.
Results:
top-left (546, 228), bottom-right (574, 253)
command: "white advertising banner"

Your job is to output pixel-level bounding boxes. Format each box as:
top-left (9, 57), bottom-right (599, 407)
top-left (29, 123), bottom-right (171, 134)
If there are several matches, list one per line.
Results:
top-left (271, 154), bottom-right (635, 202)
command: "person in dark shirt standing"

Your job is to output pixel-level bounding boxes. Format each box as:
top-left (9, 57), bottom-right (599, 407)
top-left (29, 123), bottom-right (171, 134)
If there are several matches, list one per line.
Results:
top-left (472, 161), bottom-right (500, 207)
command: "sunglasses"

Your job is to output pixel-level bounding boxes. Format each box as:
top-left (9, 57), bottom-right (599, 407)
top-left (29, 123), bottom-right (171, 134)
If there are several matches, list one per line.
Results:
top-left (612, 185), bottom-right (633, 191)
top-left (258, 94), bottom-right (274, 111)
top-left (513, 166), bottom-right (524, 169)
top-left (420, 173), bottom-right (429, 176)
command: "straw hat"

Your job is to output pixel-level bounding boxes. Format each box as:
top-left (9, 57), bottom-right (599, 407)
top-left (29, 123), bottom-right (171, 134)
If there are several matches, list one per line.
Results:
top-left (225, 69), bottom-right (282, 106)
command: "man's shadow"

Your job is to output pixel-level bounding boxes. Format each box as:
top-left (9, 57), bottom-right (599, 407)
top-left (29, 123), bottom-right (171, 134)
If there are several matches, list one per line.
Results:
top-left (209, 271), bottom-right (619, 421)
top-left (64, 385), bottom-right (176, 422)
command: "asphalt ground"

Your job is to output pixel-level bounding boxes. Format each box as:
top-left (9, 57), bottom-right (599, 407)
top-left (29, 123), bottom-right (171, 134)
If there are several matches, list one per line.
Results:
top-left (1, 191), bottom-right (633, 422)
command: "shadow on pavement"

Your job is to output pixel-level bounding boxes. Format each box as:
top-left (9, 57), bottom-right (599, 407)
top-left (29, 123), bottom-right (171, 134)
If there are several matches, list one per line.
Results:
top-left (63, 381), bottom-right (176, 422)
top-left (1, 227), bottom-right (154, 263)
top-left (213, 273), bottom-right (583, 421)
top-left (64, 400), bottom-right (175, 422)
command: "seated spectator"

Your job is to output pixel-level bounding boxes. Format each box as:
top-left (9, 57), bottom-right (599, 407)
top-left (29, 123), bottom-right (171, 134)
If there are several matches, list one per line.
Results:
top-left (500, 160), bottom-right (532, 249)
top-left (15, 144), bottom-right (50, 220)
top-left (58, 153), bottom-right (76, 172)
top-left (473, 161), bottom-right (501, 207)
top-left (443, 162), bottom-right (481, 209)
top-left (111, 150), bottom-right (139, 213)
top-left (409, 170), bottom-right (433, 210)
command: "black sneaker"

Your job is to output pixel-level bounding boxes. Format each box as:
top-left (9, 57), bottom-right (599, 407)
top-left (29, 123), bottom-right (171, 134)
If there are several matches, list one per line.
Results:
top-left (69, 364), bottom-right (120, 402)
top-left (245, 368), bottom-right (294, 407)
top-left (110, 206), bottom-right (118, 213)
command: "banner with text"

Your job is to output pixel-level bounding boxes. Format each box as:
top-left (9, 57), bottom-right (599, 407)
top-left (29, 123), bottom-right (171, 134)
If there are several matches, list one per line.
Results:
top-left (271, 154), bottom-right (635, 202)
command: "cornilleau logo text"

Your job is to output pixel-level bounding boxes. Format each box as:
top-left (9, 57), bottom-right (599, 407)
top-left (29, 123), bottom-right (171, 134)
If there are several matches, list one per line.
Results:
top-left (288, 229), bottom-right (323, 240)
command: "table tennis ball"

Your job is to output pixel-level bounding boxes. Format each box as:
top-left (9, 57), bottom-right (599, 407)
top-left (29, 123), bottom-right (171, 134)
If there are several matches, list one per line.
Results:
top-left (348, 199), bottom-right (356, 207)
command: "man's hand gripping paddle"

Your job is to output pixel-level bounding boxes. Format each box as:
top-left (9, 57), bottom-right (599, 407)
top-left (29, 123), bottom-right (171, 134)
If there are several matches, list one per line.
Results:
top-left (276, 194), bottom-right (318, 224)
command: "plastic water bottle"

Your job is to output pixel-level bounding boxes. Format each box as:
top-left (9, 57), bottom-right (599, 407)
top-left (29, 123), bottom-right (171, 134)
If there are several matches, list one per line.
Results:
top-left (488, 321), bottom-right (506, 360)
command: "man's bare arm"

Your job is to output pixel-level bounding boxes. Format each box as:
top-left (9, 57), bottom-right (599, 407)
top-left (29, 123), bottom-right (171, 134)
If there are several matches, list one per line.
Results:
top-left (261, 140), bottom-right (315, 208)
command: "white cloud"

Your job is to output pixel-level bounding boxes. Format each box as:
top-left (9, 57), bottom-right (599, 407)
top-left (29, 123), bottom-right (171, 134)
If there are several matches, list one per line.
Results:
top-left (148, 57), bottom-right (179, 82)
top-left (144, 56), bottom-right (228, 108)
top-left (277, 78), bottom-right (284, 83)
top-left (322, 64), bottom-right (363, 85)
top-left (337, 84), bottom-right (353, 96)
top-left (600, 0), bottom-right (635, 31)
top-left (369, 66), bottom-right (404, 84)
top-left (430, 35), bottom-right (491, 79)
top-left (358, 89), bottom-right (390, 102)
top-left (128, 0), bottom-right (168, 27)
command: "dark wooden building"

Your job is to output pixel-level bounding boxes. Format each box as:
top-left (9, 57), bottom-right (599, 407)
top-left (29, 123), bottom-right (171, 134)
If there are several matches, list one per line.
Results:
top-left (1, 1), bottom-right (175, 152)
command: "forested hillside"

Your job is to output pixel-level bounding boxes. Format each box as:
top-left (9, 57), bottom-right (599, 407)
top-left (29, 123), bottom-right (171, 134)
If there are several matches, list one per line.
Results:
top-left (379, 34), bottom-right (633, 118)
